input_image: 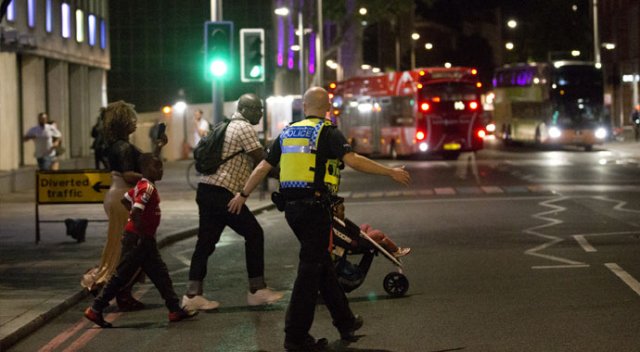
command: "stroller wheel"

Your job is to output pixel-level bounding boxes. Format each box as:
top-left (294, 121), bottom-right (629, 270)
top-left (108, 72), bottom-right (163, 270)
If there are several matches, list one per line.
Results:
top-left (383, 272), bottom-right (409, 297)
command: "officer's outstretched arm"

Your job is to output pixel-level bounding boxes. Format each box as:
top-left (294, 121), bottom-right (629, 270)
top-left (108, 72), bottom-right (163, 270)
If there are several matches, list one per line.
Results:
top-left (342, 152), bottom-right (411, 185)
top-left (227, 160), bottom-right (274, 214)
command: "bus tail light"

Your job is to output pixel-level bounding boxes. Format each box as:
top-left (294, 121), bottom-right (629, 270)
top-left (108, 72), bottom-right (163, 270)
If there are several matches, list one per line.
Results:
top-left (419, 102), bottom-right (430, 112)
top-left (468, 101), bottom-right (479, 110)
top-left (416, 130), bottom-right (426, 141)
top-left (477, 129), bottom-right (486, 139)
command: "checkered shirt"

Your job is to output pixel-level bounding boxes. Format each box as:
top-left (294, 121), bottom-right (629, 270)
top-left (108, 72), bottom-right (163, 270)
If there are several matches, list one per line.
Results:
top-left (200, 112), bottom-right (262, 193)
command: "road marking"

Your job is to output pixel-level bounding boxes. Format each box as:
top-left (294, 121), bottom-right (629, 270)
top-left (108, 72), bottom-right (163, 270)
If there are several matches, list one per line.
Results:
top-left (37, 320), bottom-right (88, 352)
top-left (523, 197), bottom-right (589, 268)
top-left (605, 263), bottom-right (640, 297)
top-left (574, 235), bottom-right (596, 252)
top-left (573, 231), bottom-right (640, 252)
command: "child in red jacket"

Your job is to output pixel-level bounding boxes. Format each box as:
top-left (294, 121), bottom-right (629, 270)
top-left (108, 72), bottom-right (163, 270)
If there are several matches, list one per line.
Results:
top-left (84, 153), bottom-right (197, 328)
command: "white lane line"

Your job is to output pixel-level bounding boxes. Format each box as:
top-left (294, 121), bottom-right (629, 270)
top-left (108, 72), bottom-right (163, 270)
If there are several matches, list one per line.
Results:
top-left (523, 196), bottom-right (589, 268)
top-left (574, 235), bottom-right (596, 252)
top-left (573, 231), bottom-right (640, 252)
top-left (605, 263), bottom-right (640, 297)
top-left (532, 264), bottom-right (590, 269)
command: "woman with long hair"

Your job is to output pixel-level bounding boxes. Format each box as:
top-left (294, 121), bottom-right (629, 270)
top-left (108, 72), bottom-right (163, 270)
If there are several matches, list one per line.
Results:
top-left (82, 101), bottom-right (166, 311)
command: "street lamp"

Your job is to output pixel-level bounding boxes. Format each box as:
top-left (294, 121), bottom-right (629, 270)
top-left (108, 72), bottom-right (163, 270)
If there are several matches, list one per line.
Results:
top-left (507, 19), bottom-right (517, 29)
top-left (411, 32), bottom-right (420, 70)
top-left (424, 43), bottom-right (433, 50)
top-left (174, 100), bottom-right (189, 159)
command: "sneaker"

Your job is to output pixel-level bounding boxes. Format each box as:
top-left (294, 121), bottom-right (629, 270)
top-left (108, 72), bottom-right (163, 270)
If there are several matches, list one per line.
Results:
top-left (340, 315), bottom-right (364, 341)
top-left (181, 295), bottom-right (220, 311)
top-left (84, 307), bottom-right (112, 328)
top-left (284, 336), bottom-right (328, 352)
top-left (168, 308), bottom-right (199, 322)
top-left (247, 287), bottom-right (284, 306)
top-left (393, 247), bottom-right (411, 258)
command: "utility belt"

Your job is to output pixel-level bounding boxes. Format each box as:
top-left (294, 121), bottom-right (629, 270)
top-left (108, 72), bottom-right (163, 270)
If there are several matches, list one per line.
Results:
top-left (271, 190), bottom-right (334, 212)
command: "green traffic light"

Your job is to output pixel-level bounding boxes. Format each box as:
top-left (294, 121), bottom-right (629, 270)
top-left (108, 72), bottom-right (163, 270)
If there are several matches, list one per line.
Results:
top-left (249, 65), bottom-right (262, 78)
top-left (209, 59), bottom-right (228, 77)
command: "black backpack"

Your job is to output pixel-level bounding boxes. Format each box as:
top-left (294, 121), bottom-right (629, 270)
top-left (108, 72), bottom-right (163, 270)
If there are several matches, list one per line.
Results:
top-left (193, 118), bottom-right (244, 175)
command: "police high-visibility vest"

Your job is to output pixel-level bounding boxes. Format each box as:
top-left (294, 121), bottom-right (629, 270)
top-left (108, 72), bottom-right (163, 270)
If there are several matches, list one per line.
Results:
top-left (279, 118), bottom-right (341, 194)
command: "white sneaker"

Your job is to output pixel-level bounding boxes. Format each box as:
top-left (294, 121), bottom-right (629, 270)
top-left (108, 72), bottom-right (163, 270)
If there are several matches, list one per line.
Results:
top-left (181, 295), bottom-right (220, 311)
top-left (247, 288), bottom-right (284, 306)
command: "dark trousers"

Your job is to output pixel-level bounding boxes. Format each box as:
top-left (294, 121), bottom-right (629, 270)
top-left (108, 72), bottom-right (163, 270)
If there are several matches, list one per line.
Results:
top-left (188, 183), bottom-right (265, 284)
top-left (283, 201), bottom-right (355, 342)
top-left (93, 232), bottom-right (181, 312)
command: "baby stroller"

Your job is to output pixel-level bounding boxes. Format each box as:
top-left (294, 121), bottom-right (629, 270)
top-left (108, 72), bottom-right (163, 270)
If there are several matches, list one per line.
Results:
top-left (331, 216), bottom-right (409, 297)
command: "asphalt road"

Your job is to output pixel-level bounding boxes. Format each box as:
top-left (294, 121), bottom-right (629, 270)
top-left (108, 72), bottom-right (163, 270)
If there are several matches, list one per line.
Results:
top-left (9, 143), bottom-right (640, 352)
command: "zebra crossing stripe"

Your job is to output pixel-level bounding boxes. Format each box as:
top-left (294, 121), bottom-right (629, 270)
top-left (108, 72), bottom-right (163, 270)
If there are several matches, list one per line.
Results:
top-left (434, 187), bottom-right (456, 195)
top-left (481, 186), bottom-right (504, 193)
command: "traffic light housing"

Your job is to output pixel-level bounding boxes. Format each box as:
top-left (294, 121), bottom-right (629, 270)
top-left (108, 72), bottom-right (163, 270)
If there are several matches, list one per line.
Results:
top-left (240, 29), bottom-right (265, 82)
top-left (204, 21), bottom-right (233, 81)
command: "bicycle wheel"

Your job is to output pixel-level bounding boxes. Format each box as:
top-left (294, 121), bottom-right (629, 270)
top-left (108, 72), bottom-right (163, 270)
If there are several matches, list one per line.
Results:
top-left (186, 161), bottom-right (200, 190)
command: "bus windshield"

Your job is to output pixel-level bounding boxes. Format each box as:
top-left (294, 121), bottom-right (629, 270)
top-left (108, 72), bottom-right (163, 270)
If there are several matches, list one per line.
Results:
top-left (420, 82), bottom-right (478, 101)
top-left (553, 65), bottom-right (603, 88)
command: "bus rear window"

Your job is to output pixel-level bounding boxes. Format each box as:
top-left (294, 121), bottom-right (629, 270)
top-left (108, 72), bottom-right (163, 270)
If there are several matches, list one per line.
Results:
top-left (420, 82), bottom-right (478, 101)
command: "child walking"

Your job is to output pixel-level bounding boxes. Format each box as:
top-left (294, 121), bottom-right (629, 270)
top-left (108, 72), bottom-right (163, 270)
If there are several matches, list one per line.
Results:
top-left (84, 153), bottom-right (197, 328)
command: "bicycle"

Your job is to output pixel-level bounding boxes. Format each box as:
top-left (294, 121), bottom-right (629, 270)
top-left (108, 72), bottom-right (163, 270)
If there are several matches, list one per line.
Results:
top-left (186, 160), bottom-right (200, 190)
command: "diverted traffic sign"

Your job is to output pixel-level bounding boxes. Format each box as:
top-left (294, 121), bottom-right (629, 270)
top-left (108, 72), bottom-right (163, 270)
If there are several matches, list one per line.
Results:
top-left (37, 170), bottom-right (111, 204)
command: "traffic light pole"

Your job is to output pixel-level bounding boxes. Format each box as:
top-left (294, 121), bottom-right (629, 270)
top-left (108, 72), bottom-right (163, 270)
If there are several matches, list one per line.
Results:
top-left (211, 0), bottom-right (224, 125)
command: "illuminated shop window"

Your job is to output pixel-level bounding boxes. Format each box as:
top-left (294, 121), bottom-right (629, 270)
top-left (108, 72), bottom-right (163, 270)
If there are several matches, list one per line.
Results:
top-left (28, 0), bottom-right (36, 28)
top-left (100, 19), bottom-right (107, 49)
top-left (61, 3), bottom-right (71, 39)
top-left (6, 1), bottom-right (15, 22)
top-left (46, 0), bottom-right (53, 32)
top-left (88, 14), bottom-right (96, 46)
top-left (76, 9), bottom-right (84, 42)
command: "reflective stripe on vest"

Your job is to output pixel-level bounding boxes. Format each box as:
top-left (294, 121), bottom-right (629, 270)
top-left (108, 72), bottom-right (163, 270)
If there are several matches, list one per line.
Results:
top-left (279, 118), bottom-right (340, 193)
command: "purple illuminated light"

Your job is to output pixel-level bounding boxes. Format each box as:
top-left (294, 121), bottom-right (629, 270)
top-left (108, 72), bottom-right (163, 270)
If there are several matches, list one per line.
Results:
top-left (287, 15), bottom-right (295, 70)
top-left (308, 32), bottom-right (316, 74)
top-left (28, 0), bottom-right (36, 28)
top-left (277, 14), bottom-right (284, 66)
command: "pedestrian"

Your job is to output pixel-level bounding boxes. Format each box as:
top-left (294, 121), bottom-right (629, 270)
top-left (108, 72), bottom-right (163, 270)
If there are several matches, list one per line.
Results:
top-left (181, 93), bottom-right (284, 312)
top-left (192, 108), bottom-right (210, 148)
top-left (91, 112), bottom-right (109, 170)
top-left (81, 101), bottom-right (167, 312)
top-left (46, 119), bottom-right (63, 171)
top-left (22, 112), bottom-right (62, 170)
top-left (631, 105), bottom-right (640, 142)
top-left (228, 87), bottom-right (411, 351)
top-left (84, 153), bottom-right (198, 328)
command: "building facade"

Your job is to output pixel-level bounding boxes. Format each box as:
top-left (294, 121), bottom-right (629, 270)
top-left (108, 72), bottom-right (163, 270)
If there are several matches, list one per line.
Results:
top-left (600, 0), bottom-right (640, 129)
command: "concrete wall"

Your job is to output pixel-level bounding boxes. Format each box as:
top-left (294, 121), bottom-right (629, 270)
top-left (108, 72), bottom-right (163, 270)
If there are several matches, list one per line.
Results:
top-left (0, 52), bottom-right (20, 171)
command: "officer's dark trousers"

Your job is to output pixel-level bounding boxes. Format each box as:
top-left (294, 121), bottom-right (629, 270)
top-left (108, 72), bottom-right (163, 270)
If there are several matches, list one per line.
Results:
top-left (93, 232), bottom-right (181, 312)
top-left (284, 201), bottom-right (355, 343)
top-left (189, 184), bottom-right (265, 284)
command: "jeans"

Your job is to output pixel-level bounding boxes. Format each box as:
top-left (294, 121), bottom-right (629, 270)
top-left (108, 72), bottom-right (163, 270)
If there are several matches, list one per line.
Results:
top-left (188, 183), bottom-right (265, 293)
top-left (283, 200), bottom-right (355, 342)
top-left (37, 155), bottom-right (55, 170)
top-left (93, 232), bottom-right (181, 312)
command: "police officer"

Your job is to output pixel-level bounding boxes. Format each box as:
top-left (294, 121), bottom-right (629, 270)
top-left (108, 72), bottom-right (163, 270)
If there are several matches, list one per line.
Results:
top-left (228, 87), bottom-right (411, 351)
top-left (631, 105), bottom-right (640, 142)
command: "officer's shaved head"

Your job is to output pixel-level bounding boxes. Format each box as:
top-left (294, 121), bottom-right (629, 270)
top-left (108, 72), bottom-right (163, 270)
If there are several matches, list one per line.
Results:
top-left (303, 87), bottom-right (331, 118)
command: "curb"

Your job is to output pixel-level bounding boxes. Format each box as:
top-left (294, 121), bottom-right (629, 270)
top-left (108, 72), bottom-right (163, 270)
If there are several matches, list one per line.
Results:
top-left (0, 202), bottom-right (276, 351)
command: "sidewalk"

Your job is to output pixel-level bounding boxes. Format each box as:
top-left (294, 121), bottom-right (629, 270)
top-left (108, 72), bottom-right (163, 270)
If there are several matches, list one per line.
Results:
top-left (0, 160), bottom-right (275, 350)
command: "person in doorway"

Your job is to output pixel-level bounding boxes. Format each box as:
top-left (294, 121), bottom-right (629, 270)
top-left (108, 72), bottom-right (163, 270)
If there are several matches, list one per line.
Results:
top-left (181, 94), bottom-right (283, 312)
top-left (228, 87), bottom-right (411, 351)
top-left (84, 153), bottom-right (198, 328)
top-left (23, 112), bottom-right (62, 170)
top-left (81, 101), bottom-right (167, 312)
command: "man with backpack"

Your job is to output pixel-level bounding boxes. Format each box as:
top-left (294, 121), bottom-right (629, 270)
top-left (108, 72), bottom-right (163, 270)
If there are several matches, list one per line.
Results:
top-left (182, 93), bottom-right (284, 311)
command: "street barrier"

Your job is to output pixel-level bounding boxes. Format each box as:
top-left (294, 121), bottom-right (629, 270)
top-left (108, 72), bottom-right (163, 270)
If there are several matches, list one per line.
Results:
top-left (35, 170), bottom-right (111, 243)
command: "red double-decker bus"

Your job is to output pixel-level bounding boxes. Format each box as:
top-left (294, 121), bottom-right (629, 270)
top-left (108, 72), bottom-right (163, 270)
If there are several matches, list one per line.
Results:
top-left (331, 67), bottom-right (486, 159)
